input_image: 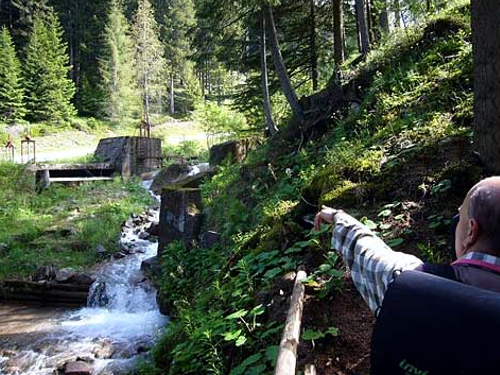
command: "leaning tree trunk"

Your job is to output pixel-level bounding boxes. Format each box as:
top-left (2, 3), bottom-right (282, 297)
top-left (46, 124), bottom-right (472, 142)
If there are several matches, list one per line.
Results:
top-left (472, 0), bottom-right (500, 173)
top-left (265, 4), bottom-right (305, 124)
top-left (309, 0), bottom-right (318, 91)
top-left (260, 8), bottom-right (278, 135)
top-left (332, 0), bottom-right (344, 71)
top-left (355, 0), bottom-right (370, 55)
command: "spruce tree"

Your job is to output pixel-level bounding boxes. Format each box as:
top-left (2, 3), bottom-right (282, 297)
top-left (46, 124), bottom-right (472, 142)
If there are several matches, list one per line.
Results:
top-left (132, 0), bottom-right (166, 132)
top-left (162, 0), bottom-right (196, 114)
top-left (23, 10), bottom-right (76, 123)
top-left (0, 26), bottom-right (25, 123)
top-left (100, 0), bottom-right (139, 122)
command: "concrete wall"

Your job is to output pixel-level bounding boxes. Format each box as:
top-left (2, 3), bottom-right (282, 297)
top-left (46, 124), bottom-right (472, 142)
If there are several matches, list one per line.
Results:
top-left (157, 187), bottom-right (203, 258)
top-left (94, 137), bottom-right (162, 178)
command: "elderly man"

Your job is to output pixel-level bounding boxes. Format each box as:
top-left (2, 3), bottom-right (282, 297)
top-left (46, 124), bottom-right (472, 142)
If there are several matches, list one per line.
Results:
top-left (314, 176), bottom-right (500, 315)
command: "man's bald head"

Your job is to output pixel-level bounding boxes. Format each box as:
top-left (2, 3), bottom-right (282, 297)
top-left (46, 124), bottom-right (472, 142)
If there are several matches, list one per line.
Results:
top-left (466, 177), bottom-right (500, 253)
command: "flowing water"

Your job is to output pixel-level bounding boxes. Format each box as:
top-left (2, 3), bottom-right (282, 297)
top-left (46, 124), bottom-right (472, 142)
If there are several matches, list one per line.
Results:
top-left (0, 181), bottom-right (168, 375)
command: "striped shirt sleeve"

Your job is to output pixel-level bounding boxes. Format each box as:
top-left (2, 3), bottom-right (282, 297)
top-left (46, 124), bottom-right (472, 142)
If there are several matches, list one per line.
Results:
top-left (331, 212), bottom-right (423, 314)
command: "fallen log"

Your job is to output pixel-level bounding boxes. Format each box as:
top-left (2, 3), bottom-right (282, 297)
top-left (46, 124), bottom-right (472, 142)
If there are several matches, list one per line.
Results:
top-left (275, 269), bottom-right (307, 375)
top-left (0, 280), bottom-right (91, 306)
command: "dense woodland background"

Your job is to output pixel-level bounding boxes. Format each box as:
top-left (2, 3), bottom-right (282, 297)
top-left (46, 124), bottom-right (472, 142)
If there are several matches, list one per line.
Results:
top-left (0, 0), bottom-right (454, 128)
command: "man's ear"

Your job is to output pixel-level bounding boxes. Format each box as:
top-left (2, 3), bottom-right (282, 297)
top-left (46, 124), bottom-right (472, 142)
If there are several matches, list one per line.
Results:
top-left (464, 218), bottom-right (480, 249)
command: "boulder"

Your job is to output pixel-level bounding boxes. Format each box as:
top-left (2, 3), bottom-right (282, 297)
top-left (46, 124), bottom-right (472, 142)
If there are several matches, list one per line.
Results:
top-left (94, 245), bottom-right (107, 255)
top-left (33, 265), bottom-right (56, 282)
top-left (141, 256), bottom-right (161, 280)
top-left (145, 222), bottom-right (159, 236)
top-left (199, 231), bottom-right (221, 249)
top-left (55, 268), bottom-right (76, 283)
top-left (64, 360), bottom-right (92, 375)
top-left (92, 339), bottom-right (115, 359)
top-left (67, 273), bottom-right (94, 286)
top-left (209, 139), bottom-right (250, 166)
top-left (150, 163), bottom-right (191, 194)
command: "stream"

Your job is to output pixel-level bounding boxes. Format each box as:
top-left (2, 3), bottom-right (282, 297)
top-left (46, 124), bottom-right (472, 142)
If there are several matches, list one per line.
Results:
top-left (0, 181), bottom-right (168, 375)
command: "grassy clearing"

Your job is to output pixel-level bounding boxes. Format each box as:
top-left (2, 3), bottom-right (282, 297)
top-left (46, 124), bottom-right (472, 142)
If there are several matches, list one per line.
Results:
top-left (0, 163), bottom-right (153, 280)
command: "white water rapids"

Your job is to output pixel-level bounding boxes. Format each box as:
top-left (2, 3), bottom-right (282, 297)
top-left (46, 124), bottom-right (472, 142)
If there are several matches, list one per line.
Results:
top-left (0, 181), bottom-right (168, 375)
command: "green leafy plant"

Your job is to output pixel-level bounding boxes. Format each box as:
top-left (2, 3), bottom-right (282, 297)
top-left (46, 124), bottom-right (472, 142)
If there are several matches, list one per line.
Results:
top-left (302, 326), bottom-right (339, 341)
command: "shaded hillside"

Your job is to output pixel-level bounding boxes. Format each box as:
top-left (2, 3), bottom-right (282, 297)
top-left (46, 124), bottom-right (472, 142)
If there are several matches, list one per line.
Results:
top-left (149, 4), bottom-right (481, 375)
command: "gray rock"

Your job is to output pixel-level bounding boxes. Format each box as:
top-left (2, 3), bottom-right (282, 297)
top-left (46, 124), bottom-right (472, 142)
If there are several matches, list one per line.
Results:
top-left (95, 245), bottom-right (107, 255)
top-left (67, 273), bottom-right (95, 286)
top-left (33, 265), bottom-right (56, 282)
top-left (92, 340), bottom-right (115, 359)
top-left (55, 268), bottom-right (76, 283)
top-left (138, 231), bottom-right (150, 240)
top-left (141, 256), bottom-right (161, 279)
top-left (199, 231), bottom-right (221, 249)
top-left (146, 222), bottom-right (159, 236)
top-left (65, 360), bottom-right (92, 375)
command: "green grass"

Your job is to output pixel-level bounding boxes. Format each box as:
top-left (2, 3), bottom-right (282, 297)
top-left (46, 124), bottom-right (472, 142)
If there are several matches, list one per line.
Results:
top-left (0, 164), bottom-right (153, 280)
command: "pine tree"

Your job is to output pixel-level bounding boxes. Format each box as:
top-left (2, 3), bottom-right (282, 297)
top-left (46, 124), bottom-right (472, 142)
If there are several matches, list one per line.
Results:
top-left (132, 0), bottom-right (166, 133)
top-left (23, 10), bottom-right (76, 122)
top-left (100, 0), bottom-right (139, 121)
top-left (161, 0), bottom-right (196, 114)
top-left (0, 26), bottom-right (25, 123)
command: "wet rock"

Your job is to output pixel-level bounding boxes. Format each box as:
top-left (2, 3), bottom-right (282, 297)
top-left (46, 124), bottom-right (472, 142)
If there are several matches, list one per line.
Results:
top-left (55, 268), bottom-right (76, 283)
top-left (141, 256), bottom-right (160, 280)
top-left (95, 245), bottom-right (107, 255)
top-left (33, 265), bottom-right (56, 282)
top-left (146, 222), bottom-right (159, 236)
top-left (112, 252), bottom-right (126, 259)
top-left (138, 231), bottom-right (150, 240)
top-left (92, 340), bottom-right (115, 359)
top-left (3, 357), bottom-right (21, 373)
top-left (88, 282), bottom-right (108, 307)
top-left (67, 273), bottom-right (94, 286)
top-left (119, 242), bottom-right (134, 254)
top-left (65, 360), bottom-right (92, 375)
top-left (157, 292), bottom-right (173, 316)
top-left (123, 219), bottom-right (134, 229)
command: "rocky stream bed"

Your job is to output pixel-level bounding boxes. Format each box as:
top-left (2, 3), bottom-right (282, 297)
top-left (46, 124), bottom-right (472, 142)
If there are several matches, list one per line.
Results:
top-left (0, 182), bottom-right (167, 375)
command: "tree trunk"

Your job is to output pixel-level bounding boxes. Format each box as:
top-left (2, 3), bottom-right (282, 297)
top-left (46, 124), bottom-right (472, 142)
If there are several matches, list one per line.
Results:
top-left (144, 73), bottom-right (151, 137)
top-left (265, 4), bottom-right (305, 124)
top-left (393, 0), bottom-right (401, 29)
top-left (309, 0), bottom-right (318, 91)
top-left (379, 0), bottom-right (389, 34)
top-left (259, 8), bottom-right (278, 135)
top-left (355, 0), bottom-right (370, 55)
top-left (170, 73), bottom-right (175, 114)
top-left (332, 0), bottom-right (344, 71)
top-left (472, 0), bottom-right (500, 173)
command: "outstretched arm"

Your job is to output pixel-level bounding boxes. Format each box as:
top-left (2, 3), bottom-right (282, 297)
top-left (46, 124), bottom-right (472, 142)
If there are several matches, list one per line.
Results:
top-left (315, 206), bottom-right (423, 314)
